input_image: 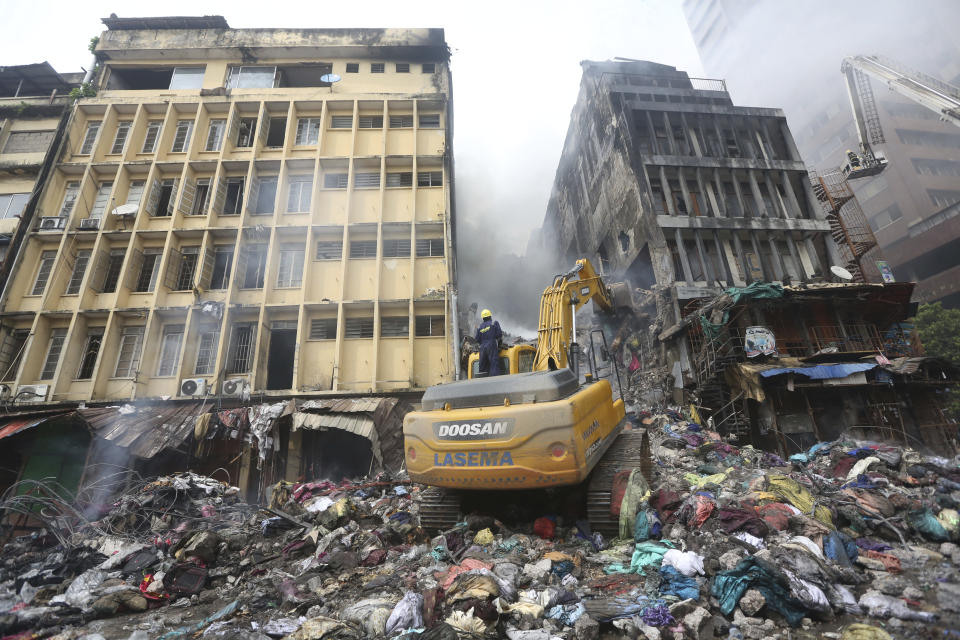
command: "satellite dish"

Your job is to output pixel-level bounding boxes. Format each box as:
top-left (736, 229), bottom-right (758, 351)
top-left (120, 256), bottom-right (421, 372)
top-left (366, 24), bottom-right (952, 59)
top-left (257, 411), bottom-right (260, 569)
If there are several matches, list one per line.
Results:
top-left (830, 265), bottom-right (854, 281)
top-left (111, 203), bottom-right (139, 217)
top-left (321, 73), bottom-right (341, 84)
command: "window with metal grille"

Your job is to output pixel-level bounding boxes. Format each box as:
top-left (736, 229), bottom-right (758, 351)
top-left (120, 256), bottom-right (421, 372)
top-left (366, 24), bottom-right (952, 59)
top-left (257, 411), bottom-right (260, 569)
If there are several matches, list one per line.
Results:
top-left (416, 238), bottom-right (444, 257)
top-left (354, 172), bottom-right (380, 188)
top-left (396, 63), bottom-right (410, 73)
top-left (419, 114), bottom-right (440, 129)
top-left (286, 177), bottom-right (313, 213)
top-left (309, 318), bottom-right (337, 339)
top-left (358, 115), bottom-right (383, 129)
top-left (237, 117), bottom-right (257, 147)
top-left (295, 118), bottom-right (322, 145)
top-left (227, 324), bottom-right (256, 373)
top-left (3, 130), bottom-right (55, 153)
top-left (76, 328), bottom-right (104, 380)
top-left (345, 318), bottom-right (374, 338)
top-left (315, 240), bottom-right (343, 260)
top-left (223, 177), bottom-right (245, 214)
top-left (422, 63), bottom-right (436, 73)
top-left (205, 119), bottom-right (226, 151)
top-left (331, 115), bottom-right (353, 129)
top-left (345, 63), bottom-right (359, 73)
top-left (371, 63), bottom-right (385, 74)
top-left (114, 326), bottom-right (144, 378)
top-left (242, 245), bottom-right (267, 289)
top-left (141, 121), bottom-right (162, 153)
top-left (102, 250), bottom-right (125, 293)
top-left (135, 249), bottom-right (163, 292)
top-left (210, 246), bottom-right (233, 289)
top-left (111, 122), bottom-right (131, 154)
top-left (381, 316), bottom-right (408, 337)
top-left (389, 115), bottom-right (413, 128)
top-left (415, 316), bottom-right (445, 336)
top-left (192, 179), bottom-right (211, 215)
top-left (417, 171), bottom-right (442, 187)
top-left (383, 238), bottom-right (410, 258)
top-left (156, 325), bottom-right (184, 377)
top-left (40, 328), bottom-right (67, 380)
top-left (153, 179), bottom-right (177, 217)
top-left (0, 193), bottom-right (29, 219)
top-left (324, 173), bottom-right (348, 189)
top-left (386, 172), bottom-right (413, 187)
top-left (175, 247), bottom-right (200, 290)
top-left (59, 182), bottom-right (80, 217)
top-left (0, 329), bottom-right (29, 382)
top-left (31, 250), bottom-right (56, 296)
top-left (350, 240), bottom-right (377, 258)
top-left (79, 121), bottom-right (101, 155)
top-left (255, 177), bottom-right (278, 214)
top-left (90, 182), bottom-right (112, 218)
top-left (276, 246), bottom-right (304, 288)
top-left (66, 249), bottom-right (91, 294)
top-left (170, 120), bottom-right (194, 153)
top-left (194, 329), bottom-right (219, 375)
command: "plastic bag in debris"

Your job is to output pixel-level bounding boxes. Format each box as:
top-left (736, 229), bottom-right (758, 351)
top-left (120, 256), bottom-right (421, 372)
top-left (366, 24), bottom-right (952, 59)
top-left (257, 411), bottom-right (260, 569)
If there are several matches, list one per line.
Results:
top-left (445, 607), bottom-right (487, 633)
top-left (474, 528), bottom-right (495, 545)
top-left (711, 557), bottom-right (808, 627)
top-left (858, 590), bottom-right (936, 621)
top-left (767, 475), bottom-right (833, 528)
top-left (341, 597), bottom-right (397, 636)
top-left (303, 496), bottom-right (335, 513)
top-left (59, 568), bottom-right (107, 607)
top-left (547, 602), bottom-right (585, 626)
top-left (285, 616), bottom-right (350, 640)
top-left (839, 623), bottom-right (893, 640)
top-left (385, 591), bottom-right (424, 635)
top-left (661, 549), bottom-right (705, 576)
top-left (659, 565), bottom-right (699, 600)
top-left (618, 469), bottom-right (651, 539)
top-left (846, 456), bottom-right (880, 481)
top-left (906, 509), bottom-right (950, 542)
top-left (783, 569), bottom-right (830, 613)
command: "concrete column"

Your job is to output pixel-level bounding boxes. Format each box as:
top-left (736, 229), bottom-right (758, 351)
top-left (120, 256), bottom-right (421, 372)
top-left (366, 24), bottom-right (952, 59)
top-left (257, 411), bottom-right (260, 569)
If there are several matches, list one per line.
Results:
top-left (674, 228), bottom-right (693, 283)
top-left (780, 170), bottom-right (802, 219)
top-left (714, 119), bottom-right (728, 158)
top-left (748, 170), bottom-right (769, 218)
top-left (677, 168), bottom-right (696, 216)
top-left (766, 234), bottom-right (786, 281)
top-left (749, 231), bottom-right (769, 280)
top-left (761, 120), bottom-right (779, 160)
top-left (732, 232), bottom-right (750, 283)
top-left (694, 229), bottom-right (715, 284)
top-left (763, 172), bottom-right (785, 219)
top-left (662, 112), bottom-right (676, 155)
top-left (803, 236), bottom-right (823, 276)
top-left (660, 166), bottom-right (676, 216)
top-left (696, 168), bottom-right (719, 217)
top-left (780, 120), bottom-right (803, 162)
top-left (712, 168), bottom-right (727, 217)
top-left (713, 230), bottom-right (734, 285)
top-left (786, 234), bottom-right (805, 281)
top-left (802, 176), bottom-right (826, 220)
top-left (680, 112), bottom-right (701, 156)
top-left (645, 112), bottom-right (660, 154)
top-left (731, 170), bottom-right (749, 218)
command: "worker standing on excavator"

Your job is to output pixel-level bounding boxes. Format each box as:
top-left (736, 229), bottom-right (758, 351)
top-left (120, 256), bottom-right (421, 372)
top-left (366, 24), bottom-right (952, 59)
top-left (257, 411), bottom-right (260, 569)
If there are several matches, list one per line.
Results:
top-left (475, 309), bottom-right (503, 376)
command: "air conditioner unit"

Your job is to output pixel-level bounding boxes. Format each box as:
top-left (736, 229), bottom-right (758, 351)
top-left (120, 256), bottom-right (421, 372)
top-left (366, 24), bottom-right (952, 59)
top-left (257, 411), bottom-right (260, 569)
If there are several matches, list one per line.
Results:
top-left (179, 378), bottom-right (207, 397)
top-left (78, 218), bottom-right (101, 230)
top-left (17, 384), bottom-right (49, 403)
top-left (0, 384), bottom-right (11, 401)
top-left (38, 217), bottom-right (66, 231)
top-left (221, 377), bottom-right (248, 398)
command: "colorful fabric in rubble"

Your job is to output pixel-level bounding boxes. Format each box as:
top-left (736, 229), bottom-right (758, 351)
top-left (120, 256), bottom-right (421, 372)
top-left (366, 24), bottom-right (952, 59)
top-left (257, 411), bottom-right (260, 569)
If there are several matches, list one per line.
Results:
top-left (711, 557), bottom-right (808, 627)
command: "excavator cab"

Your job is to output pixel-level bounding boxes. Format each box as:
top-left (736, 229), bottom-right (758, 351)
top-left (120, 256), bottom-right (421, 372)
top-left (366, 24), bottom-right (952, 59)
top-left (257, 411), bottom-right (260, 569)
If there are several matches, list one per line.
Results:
top-left (466, 344), bottom-right (536, 379)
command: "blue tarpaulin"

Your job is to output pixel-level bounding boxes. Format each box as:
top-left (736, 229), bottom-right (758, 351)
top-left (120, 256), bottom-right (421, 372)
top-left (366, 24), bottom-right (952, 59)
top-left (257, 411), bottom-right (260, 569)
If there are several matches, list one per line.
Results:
top-left (758, 363), bottom-right (877, 380)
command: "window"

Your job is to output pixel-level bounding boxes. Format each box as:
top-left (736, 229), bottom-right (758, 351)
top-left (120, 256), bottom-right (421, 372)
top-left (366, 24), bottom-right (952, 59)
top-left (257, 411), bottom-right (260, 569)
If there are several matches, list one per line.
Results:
top-left (192, 179), bottom-right (211, 215)
top-left (66, 249), bottom-right (91, 294)
top-left (210, 246), bottom-right (234, 289)
top-left (175, 246), bottom-right (200, 290)
top-left (358, 115), bottom-right (383, 129)
top-left (223, 177), bottom-right (245, 215)
top-left (241, 245), bottom-right (267, 288)
top-left (383, 238), bottom-right (410, 258)
top-left (929, 189), bottom-right (960, 209)
top-left (59, 182), bottom-right (80, 217)
top-left (266, 118), bottom-right (287, 147)
top-left (111, 122), bottom-right (131, 154)
top-left (205, 119), bottom-right (226, 151)
top-left (422, 63), bottom-right (436, 74)
top-left (101, 250), bottom-right (125, 293)
top-left (897, 129), bottom-right (960, 149)
top-left (355, 172), bottom-right (380, 188)
top-left (2, 130), bottom-right (54, 153)
top-left (0, 329), bottom-right (30, 382)
top-left (381, 317), bottom-right (409, 337)
top-left (276, 246), bottom-right (305, 288)
top-left (286, 176), bottom-right (312, 212)
top-left (371, 63), bottom-right (385, 74)
top-left (416, 238), bottom-right (444, 257)
top-left (415, 315), bottom-right (445, 337)
top-left (114, 326), bottom-right (144, 378)
top-left (396, 63), bottom-right (410, 73)
top-left (79, 121), bottom-right (101, 155)
top-left (345, 63), bottom-right (359, 74)
top-left (227, 324), bottom-right (256, 373)
top-left (350, 240), bottom-right (377, 258)
top-left (194, 328), bottom-right (220, 375)
top-left (31, 250), bottom-right (56, 296)
top-left (419, 114), bottom-right (440, 128)
top-left (331, 115), bottom-right (352, 129)
top-left (913, 158), bottom-right (960, 177)
top-left (315, 240), bottom-right (343, 260)
top-left (76, 327), bottom-right (104, 380)
top-left (255, 177), bottom-right (278, 214)
top-left (295, 118), bottom-right (322, 145)
top-left (324, 173), bottom-right (348, 189)
top-left (237, 117), bottom-right (257, 147)
top-left (152, 179), bottom-right (177, 217)
top-left (417, 171), bottom-right (442, 187)
top-left (141, 121), bottom-right (162, 153)
top-left (169, 67), bottom-right (205, 89)
top-left (855, 176), bottom-right (887, 202)
top-left (134, 249), bottom-right (163, 292)
top-left (156, 325), bottom-right (184, 377)
top-left (345, 318), bottom-right (374, 338)
top-left (309, 318), bottom-right (337, 339)
top-left (390, 115), bottom-right (413, 128)
top-left (386, 172), bottom-right (412, 187)
top-left (226, 66), bottom-right (276, 89)
top-left (125, 180), bottom-right (146, 207)
top-left (0, 193), bottom-right (29, 219)
top-left (39, 328), bottom-right (67, 380)
top-left (170, 120), bottom-right (194, 153)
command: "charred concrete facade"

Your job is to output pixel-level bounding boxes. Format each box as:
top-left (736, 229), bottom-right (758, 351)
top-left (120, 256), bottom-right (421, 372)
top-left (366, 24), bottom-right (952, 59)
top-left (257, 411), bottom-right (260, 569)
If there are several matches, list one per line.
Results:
top-left (542, 60), bottom-right (836, 373)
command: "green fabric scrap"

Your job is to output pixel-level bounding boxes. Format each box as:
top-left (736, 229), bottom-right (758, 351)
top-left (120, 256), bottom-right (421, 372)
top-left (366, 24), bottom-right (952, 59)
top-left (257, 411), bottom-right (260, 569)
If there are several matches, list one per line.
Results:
top-left (699, 281), bottom-right (785, 339)
top-left (603, 540), bottom-right (674, 576)
top-left (711, 557), bottom-right (807, 627)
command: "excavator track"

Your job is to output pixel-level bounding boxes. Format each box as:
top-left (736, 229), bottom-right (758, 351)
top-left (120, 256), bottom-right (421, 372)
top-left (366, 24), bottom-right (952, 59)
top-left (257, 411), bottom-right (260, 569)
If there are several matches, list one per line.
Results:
top-left (419, 486), bottom-right (462, 532)
top-left (586, 428), bottom-right (652, 537)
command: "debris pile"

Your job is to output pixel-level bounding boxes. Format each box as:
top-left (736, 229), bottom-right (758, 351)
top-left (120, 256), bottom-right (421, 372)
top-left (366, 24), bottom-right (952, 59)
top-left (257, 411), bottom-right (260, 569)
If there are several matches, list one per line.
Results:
top-left (1, 411), bottom-right (959, 639)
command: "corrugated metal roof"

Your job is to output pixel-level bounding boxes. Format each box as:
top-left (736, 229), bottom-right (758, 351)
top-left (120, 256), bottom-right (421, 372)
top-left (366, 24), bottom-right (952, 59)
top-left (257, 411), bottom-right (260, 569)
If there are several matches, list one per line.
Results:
top-left (0, 413), bottom-right (67, 440)
top-left (299, 398), bottom-right (385, 413)
top-left (77, 402), bottom-right (205, 459)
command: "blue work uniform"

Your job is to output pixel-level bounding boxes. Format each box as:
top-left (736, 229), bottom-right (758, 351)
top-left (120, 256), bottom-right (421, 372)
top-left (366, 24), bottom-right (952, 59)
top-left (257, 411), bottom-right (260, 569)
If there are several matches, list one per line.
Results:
top-left (475, 319), bottom-right (503, 376)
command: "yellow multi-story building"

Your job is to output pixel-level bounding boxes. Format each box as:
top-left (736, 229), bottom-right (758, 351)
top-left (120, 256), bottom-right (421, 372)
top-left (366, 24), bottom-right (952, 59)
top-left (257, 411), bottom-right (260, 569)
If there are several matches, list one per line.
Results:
top-left (0, 17), bottom-right (456, 403)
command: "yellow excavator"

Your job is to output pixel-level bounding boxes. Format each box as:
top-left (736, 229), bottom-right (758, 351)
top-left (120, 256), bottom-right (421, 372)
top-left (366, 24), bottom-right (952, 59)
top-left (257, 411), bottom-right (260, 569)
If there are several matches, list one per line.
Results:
top-left (403, 259), bottom-right (649, 533)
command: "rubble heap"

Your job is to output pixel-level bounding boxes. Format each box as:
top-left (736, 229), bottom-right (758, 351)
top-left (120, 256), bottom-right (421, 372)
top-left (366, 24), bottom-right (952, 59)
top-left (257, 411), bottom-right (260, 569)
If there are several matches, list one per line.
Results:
top-left (1, 410), bottom-right (959, 639)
